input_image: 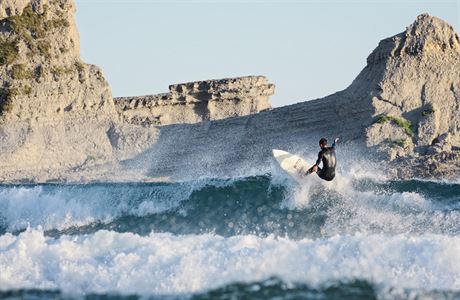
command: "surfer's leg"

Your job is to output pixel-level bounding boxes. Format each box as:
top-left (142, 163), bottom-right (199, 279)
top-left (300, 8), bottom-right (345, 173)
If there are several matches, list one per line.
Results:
top-left (318, 173), bottom-right (334, 181)
top-left (316, 167), bottom-right (325, 178)
top-left (317, 169), bottom-right (335, 181)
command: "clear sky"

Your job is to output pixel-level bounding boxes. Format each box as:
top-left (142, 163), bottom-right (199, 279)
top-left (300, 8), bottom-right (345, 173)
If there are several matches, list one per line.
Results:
top-left (74, 0), bottom-right (459, 107)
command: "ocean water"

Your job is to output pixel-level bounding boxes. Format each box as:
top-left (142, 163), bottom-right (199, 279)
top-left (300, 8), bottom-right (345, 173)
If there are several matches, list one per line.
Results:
top-left (0, 169), bottom-right (460, 299)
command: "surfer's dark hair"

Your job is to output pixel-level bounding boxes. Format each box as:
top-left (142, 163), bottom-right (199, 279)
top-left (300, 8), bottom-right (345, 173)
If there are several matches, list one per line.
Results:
top-left (319, 138), bottom-right (327, 145)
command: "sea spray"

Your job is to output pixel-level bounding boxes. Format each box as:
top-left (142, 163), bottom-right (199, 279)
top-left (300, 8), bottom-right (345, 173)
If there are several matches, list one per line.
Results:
top-left (1, 229), bottom-right (460, 296)
top-left (0, 171), bottom-right (459, 299)
top-left (0, 181), bottom-right (214, 233)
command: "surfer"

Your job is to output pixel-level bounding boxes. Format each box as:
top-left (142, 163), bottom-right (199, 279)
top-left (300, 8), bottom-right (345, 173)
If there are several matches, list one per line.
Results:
top-left (307, 137), bottom-right (339, 181)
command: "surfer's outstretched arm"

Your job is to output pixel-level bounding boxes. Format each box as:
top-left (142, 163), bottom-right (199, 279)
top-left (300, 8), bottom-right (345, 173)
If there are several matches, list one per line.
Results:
top-left (331, 138), bottom-right (339, 149)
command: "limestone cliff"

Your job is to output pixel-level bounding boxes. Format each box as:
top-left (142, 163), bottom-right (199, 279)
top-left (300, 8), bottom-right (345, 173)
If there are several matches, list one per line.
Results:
top-left (362, 14), bottom-right (460, 161)
top-left (0, 0), bottom-right (33, 19)
top-left (0, 0), bottom-right (276, 182)
top-left (0, 0), bottom-right (110, 119)
top-left (0, 8), bottom-right (459, 182)
top-left (115, 76), bottom-right (274, 126)
top-left (116, 14), bottom-right (460, 181)
top-left (0, 0), bottom-right (156, 181)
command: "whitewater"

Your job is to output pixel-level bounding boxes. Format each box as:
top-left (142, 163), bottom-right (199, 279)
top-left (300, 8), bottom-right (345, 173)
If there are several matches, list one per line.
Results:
top-left (0, 162), bottom-right (460, 299)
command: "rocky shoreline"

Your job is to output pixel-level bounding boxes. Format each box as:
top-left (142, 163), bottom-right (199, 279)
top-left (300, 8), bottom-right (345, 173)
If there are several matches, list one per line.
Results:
top-left (0, 0), bottom-right (458, 182)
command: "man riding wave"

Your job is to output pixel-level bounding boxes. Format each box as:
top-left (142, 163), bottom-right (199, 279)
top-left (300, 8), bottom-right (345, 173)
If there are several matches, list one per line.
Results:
top-left (307, 137), bottom-right (339, 181)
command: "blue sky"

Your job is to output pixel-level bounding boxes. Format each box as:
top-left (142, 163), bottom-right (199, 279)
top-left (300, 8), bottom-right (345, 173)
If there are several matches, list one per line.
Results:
top-left (74, 0), bottom-right (459, 107)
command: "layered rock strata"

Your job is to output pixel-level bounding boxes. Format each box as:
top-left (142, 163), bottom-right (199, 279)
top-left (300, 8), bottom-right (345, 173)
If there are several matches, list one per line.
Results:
top-left (0, 0), bottom-right (274, 182)
top-left (364, 14), bottom-right (460, 161)
top-left (121, 14), bottom-right (460, 181)
top-left (0, 0), bottom-right (157, 181)
top-left (115, 76), bottom-right (274, 126)
top-left (0, 6), bottom-right (459, 182)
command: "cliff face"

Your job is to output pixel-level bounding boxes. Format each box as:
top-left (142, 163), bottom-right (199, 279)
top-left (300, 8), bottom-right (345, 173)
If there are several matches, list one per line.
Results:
top-left (0, 0), bottom-right (34, 19)
top-left (361, 14), bottom-right (460, 161)
top-left (0, 7), bottom-right (458, 182)
top-left (119, 14), bottom-right (460, 181)
top-left (115, 76), bottom-right (274, 126)
top-left (0, 0), bottom-right (157, 180)
top-left (0, 0), bottom-right (113, 120)
top-left (0, 0), bottom-right (276, 182)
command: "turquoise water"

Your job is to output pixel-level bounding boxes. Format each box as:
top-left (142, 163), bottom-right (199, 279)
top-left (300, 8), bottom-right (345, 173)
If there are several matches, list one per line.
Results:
top-left (0, 174), bottom-right (459, 299)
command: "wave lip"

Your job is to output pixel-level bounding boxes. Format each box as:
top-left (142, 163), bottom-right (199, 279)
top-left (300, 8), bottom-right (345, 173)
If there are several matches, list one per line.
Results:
top-left (0, 182), bottom-right (207, 233)
top-left (1, 230), bottom-right (460, 296)
top-left (1, 176), bottom-right (460, 238)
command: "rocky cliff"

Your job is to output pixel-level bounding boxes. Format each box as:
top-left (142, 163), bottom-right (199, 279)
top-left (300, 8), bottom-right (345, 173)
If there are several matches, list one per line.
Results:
top-left (0, 0), bottom-right (113, 120)
top-left (118, 14), bottom-right (460, 181)
top-left (0, 6), bottom-right (458, 182)
top-left (0, 0), bottom-right (158, 181)
top-left (0, 0), bottom-right (275, 182)
top-left (115, 76), bottom-right (274, 126)
top-left (363, 14), bottom-right (460, 161)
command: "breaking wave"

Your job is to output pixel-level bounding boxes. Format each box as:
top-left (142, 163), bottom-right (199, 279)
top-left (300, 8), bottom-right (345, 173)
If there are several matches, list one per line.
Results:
top-left (0, 169), bottom-right (459, 299)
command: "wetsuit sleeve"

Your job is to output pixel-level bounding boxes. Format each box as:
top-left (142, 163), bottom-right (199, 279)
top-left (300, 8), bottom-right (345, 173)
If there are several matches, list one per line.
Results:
top-left (331, 141), bottom-right (336, 149)
top-left (315, 151), bottom-right (323, 166)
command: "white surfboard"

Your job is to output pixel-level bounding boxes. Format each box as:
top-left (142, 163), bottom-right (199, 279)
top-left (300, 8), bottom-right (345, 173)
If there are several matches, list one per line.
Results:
top-left (272, 149), bottom-right (311, 182)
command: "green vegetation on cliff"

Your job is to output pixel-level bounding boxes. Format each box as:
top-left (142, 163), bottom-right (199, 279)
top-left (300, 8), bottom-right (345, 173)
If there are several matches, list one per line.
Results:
top-left (11, 64), bottom-right (35, 80)
top-left (392, 138), bottom-right (407, 148)
top-left (9, 5), bottom-right (47, 39)
top-left (23, 85), bottom-right (33, 96)
top-left (0, 4), bottom-right (70, 64)
top-left (50, 65), bottom-right (74, 80)
top-left (9, 4), bottom-right (69, 39)
top-left (37, 40), bottom-right (52, 58)
top-left (74, 61), bottom-right (86, 83)
top-left (376, 114), bottom-right (414, 136)
top-left (0, 37), bottom-right (19, 65)
top-left (0, 88), bottom-right (18, 115)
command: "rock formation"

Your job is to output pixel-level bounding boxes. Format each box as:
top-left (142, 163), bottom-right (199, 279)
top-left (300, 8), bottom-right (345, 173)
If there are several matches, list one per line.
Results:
top-left (363, 14), bottom-right (460, 161)
top-left (0, 5), bottom-right (458, 182)
top-left (118, 14), bottom-right (460, 181)
top-left (115, 76), bottom-right (274, 126)
top-left (0, 0), bottom-right (275, 182)
top-left (0, 0), bottom-right (157, 181)
top-left (0, 0), bottom-right (32, 19)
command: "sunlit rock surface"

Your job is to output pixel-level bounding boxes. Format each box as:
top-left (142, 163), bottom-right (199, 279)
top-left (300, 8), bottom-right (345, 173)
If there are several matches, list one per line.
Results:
top-left (0, 5), bottom-right (458, 182)
top-left (115, 76), bottom-right (274, 126)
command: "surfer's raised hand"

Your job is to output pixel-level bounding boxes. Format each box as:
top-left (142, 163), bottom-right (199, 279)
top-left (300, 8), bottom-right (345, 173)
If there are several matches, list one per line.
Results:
top-left (334, 137), bottom-right (340, 144)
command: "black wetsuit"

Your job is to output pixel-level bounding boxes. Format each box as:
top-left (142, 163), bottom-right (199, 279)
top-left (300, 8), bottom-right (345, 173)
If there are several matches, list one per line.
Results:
top-left (311, 142), bottom-right (337, 181)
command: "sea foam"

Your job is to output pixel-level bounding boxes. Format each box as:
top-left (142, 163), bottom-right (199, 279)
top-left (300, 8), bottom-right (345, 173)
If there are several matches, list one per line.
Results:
top-left (0, 230), bottom-right (459, 296)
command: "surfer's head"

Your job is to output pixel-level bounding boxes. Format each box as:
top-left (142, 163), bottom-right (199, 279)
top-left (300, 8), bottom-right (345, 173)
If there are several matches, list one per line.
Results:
top-left (319, 138), bottom-right (327, 148)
